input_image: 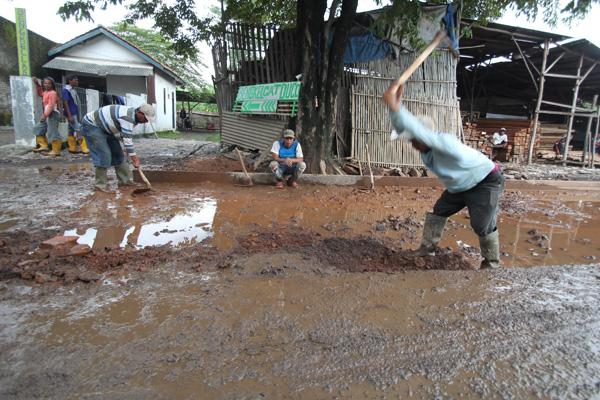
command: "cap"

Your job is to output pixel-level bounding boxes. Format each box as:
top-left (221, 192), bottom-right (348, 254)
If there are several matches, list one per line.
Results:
top-left (282, 129), bottom-right (295, 138)
top-left (391, 115), bottom-right (433, 142)
top-left (65, 74), bottom-right (78, 82)
top-left (500, 127), bottom-right (506, 131)
top-left (137, 103), bottom-right (156, 123)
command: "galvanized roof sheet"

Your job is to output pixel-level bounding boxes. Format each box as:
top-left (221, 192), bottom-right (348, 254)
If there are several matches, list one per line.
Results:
top-left (43, 56), bottom-right (153, 77)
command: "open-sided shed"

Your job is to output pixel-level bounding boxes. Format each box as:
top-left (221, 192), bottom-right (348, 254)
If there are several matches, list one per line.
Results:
top-left (458, 20), bottom-right (600, 165)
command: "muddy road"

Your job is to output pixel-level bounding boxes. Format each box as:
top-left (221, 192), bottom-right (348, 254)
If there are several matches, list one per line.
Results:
top-left (0, 136), bottom-right (599, 399)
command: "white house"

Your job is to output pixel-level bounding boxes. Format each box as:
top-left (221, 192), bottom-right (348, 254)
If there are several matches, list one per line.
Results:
top-left (43, 26), bottom-right (184, 132)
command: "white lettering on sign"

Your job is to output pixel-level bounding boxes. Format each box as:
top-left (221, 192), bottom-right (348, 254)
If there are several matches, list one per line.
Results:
top-left (236, 82), bottom-right (301, 102)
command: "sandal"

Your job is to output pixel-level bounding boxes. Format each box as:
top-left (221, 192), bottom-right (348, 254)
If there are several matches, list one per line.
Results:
top-left (288, 181), bottom-right (298, 188)
top-left (275, 181), bottom-right (284, 189)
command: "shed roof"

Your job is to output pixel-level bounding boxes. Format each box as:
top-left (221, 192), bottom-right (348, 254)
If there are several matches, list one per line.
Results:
top-left (458, 19), bottom-right (600, 107)
top-left (44, 56), bottom-right (154, 77)
top-left (47, 26), bottom-right (185, 85)
top-left (458, 19), bottom-right (571, 64)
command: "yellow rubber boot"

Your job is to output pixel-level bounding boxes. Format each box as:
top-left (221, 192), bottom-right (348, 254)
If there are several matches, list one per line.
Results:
top-left (43, 140), bottom-right (62, 156)
top-left (33, 135), bottom-right (49, 152)
top-left (78, 137), bottom-right (90, 154)
top-left (68, 136), bottom-right (81, 153)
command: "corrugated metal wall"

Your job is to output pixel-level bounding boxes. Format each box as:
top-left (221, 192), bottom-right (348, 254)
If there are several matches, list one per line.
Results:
top-left (221, 113), bottom-right (288, 152)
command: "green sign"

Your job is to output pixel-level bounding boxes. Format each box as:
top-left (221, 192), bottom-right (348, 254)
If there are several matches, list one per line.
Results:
top-left (15, 8), bottom-right (30, 76)
top-left (236, 82), bottom-right (300, 102)
top-left (234, 82), bottom-right (300, 116)
top-left (240, 100), bottom-right (277, 113)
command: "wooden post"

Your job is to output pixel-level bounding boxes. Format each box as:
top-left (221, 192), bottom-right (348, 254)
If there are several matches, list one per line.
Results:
top-left (591, 106), bottom-right (600, 168)
top-left (527, 40), bottom-right (549, 165)
top-left (562, 53), bottom-right (584, 165)
top-left (582, 95), bottom-right (597, 167)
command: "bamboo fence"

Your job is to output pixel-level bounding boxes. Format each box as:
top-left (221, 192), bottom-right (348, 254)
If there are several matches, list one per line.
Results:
top-left (350, 50), bottom-right (459, 168)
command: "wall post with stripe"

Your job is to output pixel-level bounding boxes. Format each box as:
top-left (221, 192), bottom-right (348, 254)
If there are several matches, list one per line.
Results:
top-left (15, 8), bottom-right (31, 76)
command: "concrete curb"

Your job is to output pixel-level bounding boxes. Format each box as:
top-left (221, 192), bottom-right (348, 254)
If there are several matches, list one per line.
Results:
top-left (133, 170), bottom-right (600, 191)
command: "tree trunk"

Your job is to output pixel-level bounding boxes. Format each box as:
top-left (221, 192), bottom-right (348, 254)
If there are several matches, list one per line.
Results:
top-left (296, 0), bottom-right (358, 174)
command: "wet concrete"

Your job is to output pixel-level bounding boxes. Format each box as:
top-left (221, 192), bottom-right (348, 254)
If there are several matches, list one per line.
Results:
top-left (0, 162), bottom-right (599, 398)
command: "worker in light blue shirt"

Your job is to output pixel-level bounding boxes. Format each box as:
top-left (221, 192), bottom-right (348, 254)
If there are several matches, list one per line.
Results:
top-left (382, 83), bottom-right (505, 269)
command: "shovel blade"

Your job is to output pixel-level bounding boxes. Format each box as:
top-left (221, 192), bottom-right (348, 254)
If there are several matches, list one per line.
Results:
top-left (133, 187), bottom-right (152, 195)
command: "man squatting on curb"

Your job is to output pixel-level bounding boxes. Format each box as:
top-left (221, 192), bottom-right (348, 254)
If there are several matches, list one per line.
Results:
top-left (382, 83), bottom-right (505, 269)
top-left (270, 129), bottom-right (306, 188)
top-left (81, 104), bottom-right (155, 193)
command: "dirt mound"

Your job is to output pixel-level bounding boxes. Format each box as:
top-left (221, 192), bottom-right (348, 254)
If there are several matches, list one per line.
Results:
top-left (232, 224), bottom-right (476, 273)
top-left (0, 223), bottom-right (478, 285)
top-left (0, 231), bottom-right (221, 284)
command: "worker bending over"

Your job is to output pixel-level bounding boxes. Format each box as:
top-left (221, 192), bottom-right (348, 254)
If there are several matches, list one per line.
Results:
top-left (382, 83), bottom-right (505, 269)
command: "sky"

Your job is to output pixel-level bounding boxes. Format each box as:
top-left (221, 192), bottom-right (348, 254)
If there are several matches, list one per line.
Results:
top-left (1, 0), bottom-right (600, 82)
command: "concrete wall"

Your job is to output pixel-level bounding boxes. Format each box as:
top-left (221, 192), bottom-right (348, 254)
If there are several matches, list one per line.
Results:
top-left (154, 71), bottom-right (176, 131)
top-left (0, 16), bottom-right (57, 126)
top-left (10, 75), bottom-right (40, 146)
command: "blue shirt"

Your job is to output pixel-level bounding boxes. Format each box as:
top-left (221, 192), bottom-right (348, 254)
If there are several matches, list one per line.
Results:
top-left (389, 107), bottom-right (494, 193)
top-left (61, 85), bottom-right (80, 118)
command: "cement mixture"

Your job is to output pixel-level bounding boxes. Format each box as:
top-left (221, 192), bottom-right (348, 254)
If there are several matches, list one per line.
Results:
top-left (0, 134), bottom-right (599, 399)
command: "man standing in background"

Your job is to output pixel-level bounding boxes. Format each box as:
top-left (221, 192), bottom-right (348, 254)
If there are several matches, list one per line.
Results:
top-left (62, 74), bottom-right (89, 154)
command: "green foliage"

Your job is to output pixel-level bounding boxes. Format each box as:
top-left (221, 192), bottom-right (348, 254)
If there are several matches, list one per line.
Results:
top-left (205, 133), bottom-right (220, 142)
top-left (156, 131), bottom-right (182, 139)
top-left (59, 0), bottom-right (218, 58)
top-left (224, 0), bottom-right (296, 27)
top-left (0, 112), bottom-right (13, 126)
top-left (1, 20), bottom-right (17, 49)
top-left (187, 85), bottom-right (216, 104)
top-left (59, 0), bottom-right (598, 58)
top-left (58, 0), bottom-right (124, 22)
top-left (198, 103), bottom-right (219, 113)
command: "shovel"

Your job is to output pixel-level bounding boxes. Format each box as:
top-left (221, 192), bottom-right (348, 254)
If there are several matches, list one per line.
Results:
top-left (234, 147), bottom-right (254, 187)
top-left (359, 130), bottom-right (375, 191)
top-left (133, 166), bottom-right (152, 194)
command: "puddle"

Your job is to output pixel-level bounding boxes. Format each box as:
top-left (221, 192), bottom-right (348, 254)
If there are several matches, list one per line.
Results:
top-left (36, 182), bottom-right (600, 268)
top-left (64, 198), bottom-right (217, 249)
top-left (0, 164), bottom-right (599, 267)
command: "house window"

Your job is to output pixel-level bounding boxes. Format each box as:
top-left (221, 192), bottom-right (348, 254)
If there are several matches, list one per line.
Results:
top-left (164, 88), bottom-right (166, 113)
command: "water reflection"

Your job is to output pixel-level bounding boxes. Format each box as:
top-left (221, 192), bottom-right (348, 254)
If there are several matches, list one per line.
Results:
top-left (64, 199), bottom-right (217, 249)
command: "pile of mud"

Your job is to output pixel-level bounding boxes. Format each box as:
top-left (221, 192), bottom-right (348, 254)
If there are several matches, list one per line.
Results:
top-left (0, 224), bottom-right (478, 285)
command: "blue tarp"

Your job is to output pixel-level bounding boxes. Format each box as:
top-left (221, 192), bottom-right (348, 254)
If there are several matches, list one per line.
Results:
top-left (443, 4), bottom-right (459, 50)
top-left (318, 30), bottom-right (393, 64)
top-left (319, 5), bottom-right (458, 64)
top-left (343, 31), bottom-right (394, 63)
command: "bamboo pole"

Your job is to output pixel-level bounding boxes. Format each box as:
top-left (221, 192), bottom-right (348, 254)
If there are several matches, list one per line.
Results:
top-left (527, 40), bottom-right (549, 165)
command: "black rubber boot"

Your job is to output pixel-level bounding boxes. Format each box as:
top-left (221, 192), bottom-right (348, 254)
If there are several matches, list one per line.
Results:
top-left (402, 213), bottom-right (448, 260)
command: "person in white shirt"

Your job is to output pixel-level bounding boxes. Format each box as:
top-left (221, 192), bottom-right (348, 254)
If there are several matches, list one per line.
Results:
top-left (490, 127), bottom-right (508, 160)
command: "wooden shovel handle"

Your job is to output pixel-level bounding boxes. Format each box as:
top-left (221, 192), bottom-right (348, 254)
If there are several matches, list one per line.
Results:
top-left (235, 147), bottom-right (251, 179)
top-left (391, 30), bottom-right (447, 90)
top-left (137, 166), bottom-right (151, 188)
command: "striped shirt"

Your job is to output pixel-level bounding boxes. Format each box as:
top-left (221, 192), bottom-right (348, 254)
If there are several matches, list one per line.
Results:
top-left (83, 105), bottom-right (138, 155)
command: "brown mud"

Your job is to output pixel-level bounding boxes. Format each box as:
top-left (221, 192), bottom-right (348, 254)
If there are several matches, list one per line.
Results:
top-left (0, 136), bottom-right (599, 399)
